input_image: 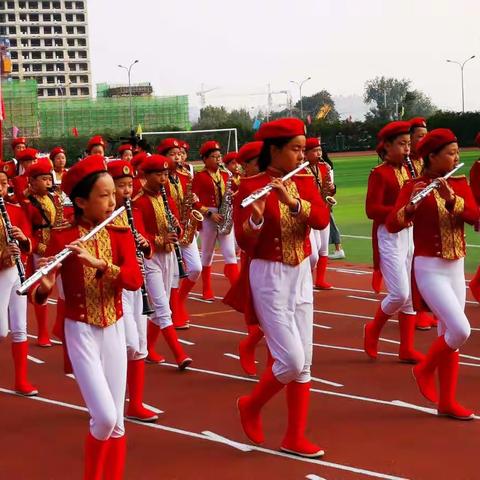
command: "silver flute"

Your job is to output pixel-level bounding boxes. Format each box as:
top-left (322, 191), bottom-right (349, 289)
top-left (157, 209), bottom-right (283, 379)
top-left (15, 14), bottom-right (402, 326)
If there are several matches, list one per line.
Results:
top-left (17, 206), bottom-right (126, 295)
top-left (410, 163), bottom-right (464, 206)
top-left (241, 161), bottom-right (310, 208)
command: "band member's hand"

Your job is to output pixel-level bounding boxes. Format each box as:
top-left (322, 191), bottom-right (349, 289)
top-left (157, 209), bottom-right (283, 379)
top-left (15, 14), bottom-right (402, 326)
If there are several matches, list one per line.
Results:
top-left (210, 213), bottom-right (223, 224)
top-left (2, 243), bottom-right (21, 259)
top-left (406, 182), bottom-right (426, 214)
top-left (269, 178), bottom-right (297, 209)
top-left (436, 178), bottom-right (455, 203)
top-left (171, 216), bottom-right (180, 229)
top-left (10, 226), bottom-right (28, 243)
top-left (251, 196), bottom-right (267, 224)
top-left (137, 233), bottom-right (149, 249)
top-left (166, 232), bottom-right (179, 243)
top-left (37, 256), bottom-right (61, 293)
top-left (66, 240), bottom-right (107, 270)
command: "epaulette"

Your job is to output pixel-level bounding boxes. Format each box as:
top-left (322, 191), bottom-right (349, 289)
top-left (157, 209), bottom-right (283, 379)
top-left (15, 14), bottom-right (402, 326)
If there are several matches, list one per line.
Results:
top-left (449, 175), bottom-right (466, 180)
top-left (52, 223), bottom-right (73, 231)
top-left (106, 224), bottom-right (130, 232)
top-left (132, 190), bottom-right (145, 201)
top-left (371, 162), bottom-right (386, 172)
top-left (295, 173), bottom-right (314, 177)
top-left (177, 169), bottom-right (190, 177)
top-left (241, 172), bottom-right (264, 181)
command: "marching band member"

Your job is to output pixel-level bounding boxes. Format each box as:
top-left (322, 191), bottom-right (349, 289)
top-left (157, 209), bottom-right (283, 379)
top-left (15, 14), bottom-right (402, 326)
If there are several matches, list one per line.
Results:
top-left (238, 141), bottom-right (263, 178)
top-left (224, 152), bottom-right (242, 188)
top-left (50, 146), bottom-right (68, 185)
top-left (468, 132), bottom-right (480, 302)
top-left (408, 117), bottom-right (428, 176)
top-left (11, 147), bottom-right (38, 202)
top-left (11, 136), bottom-right (27, 161)
top-left (107, 160), bottom-right (159, 422)
top-left (158, 138), bottom-right (202, 330)
top-left (364, 121), bottom-right (424, 364)
top-left (235, 118), bottom-right (329, 458)
top-left (304, 137), bottom-right (333, 290)
top-left (86, 135), bottom-right (106, 156)
top-left (0, 161), bottom-right (38, 396)
top-left (133, 154), bottom-right (192, 368)
top-left (387, 128), bottom-right (479, 420)
top-left (33, 155), bottom-right (143, 478)
top-left (131, 151), bottom-right (148, 197)
top-left (179, 140), bottom-right (194, 176)
top-left (118, 144), bottom-right (133, 162)
top-left (192, 141), bottom-right (239, 300)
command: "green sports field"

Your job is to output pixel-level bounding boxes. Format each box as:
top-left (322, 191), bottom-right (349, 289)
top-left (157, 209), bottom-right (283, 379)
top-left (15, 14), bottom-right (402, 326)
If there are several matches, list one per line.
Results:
top-left (331, 150), bottom-right (479, 273)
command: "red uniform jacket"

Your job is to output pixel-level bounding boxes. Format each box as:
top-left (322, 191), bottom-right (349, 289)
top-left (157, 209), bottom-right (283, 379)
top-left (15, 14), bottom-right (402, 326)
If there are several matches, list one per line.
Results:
top-left (192, 168), bottom-right (230, 214)
top-left (41, 219), bottom-right (142, 328)
top-left (408, 153), bottom-right (424, 177)
top-left (470, 160), bottom-right (480, 206)
top-left (10, 174), bottom-right (29, 203)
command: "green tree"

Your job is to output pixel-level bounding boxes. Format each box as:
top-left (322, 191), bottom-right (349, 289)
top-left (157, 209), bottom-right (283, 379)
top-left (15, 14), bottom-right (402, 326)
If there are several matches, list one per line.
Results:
top-left (193, 106), bottom-right (230, 130)
top-left (403, 90), bottom-right (437, 118)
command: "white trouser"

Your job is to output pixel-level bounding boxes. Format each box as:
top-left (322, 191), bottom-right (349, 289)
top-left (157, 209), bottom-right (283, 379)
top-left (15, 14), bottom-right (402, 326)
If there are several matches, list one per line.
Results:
top-left (309, 225), bottom-right (330, 270)
top-left (199, 209), bottom-right (237, 266)
top-left (0, 266), bottom-right (27, 343)
top-left (250, 258), bottom-right (313, 384)
top-left (122, 289), bottom-right (147, 360)
top-left (65, 318), bottom-right (127, 440)
top-left (414, 257), bottom-right (470, 350)
top-left (145, 251), bottom-right (175, 329)
top-left (377, 224), bottom-right (415, 315)
top-left (180, 239), bottom-right (202, 282)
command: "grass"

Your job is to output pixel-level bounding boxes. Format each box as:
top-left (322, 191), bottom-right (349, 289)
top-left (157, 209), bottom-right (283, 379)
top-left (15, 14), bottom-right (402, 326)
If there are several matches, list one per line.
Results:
top-left (331, 150), bottom-right (479, 273)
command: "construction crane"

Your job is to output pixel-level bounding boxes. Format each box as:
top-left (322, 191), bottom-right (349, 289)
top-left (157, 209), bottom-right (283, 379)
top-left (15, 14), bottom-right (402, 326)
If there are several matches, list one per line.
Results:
top-left (196, 83), bottom-right (220, 108)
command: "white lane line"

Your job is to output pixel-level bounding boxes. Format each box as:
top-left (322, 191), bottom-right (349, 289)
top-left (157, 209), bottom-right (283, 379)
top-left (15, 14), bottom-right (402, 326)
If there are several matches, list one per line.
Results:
top-left (178, 339), bottom-right (195, 346)
top-left (201, 431), bottom-right (254, 452)
top-left (224, 353), bottom-right (259, 364)
top-left (314, 323), bottom-right (332, 330)
top-left (190, 323), bottom-right (247, 336)
top-left (313, 343), bottom-right (397, 357)
top-left (327, 267), bottom-right (371, 275)
top-left (311, 377), bottom-right (344, 388)
top-left (391, 400), bottom-right (480, 420)
top-left (26, 334), bottom-right (62, 345)
top-left (0, 387), bottom-right (404, 480)
top-left (348, 295), bottom-right (379, 303)
top-left (314, 309), bottom-right (374, 321)
top-left (306, 475), bottom-right (328, 480)
top-left (380, 338), bottom-right (400, 345)
top-left (189, 292), bottom-right (225, 301)
top-left (27, 355), bottom-right (44, 364)
top-left (189, 297), bottom-right (216, 304)
top-left (125, 399), bottom-right (164, 415)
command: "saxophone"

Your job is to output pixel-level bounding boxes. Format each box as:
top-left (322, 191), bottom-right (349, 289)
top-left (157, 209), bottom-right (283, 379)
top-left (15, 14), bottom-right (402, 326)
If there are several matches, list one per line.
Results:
top-left (217, 163), bottom-right (234, 235)
top-left (179, 171), bottom-right (204, 246)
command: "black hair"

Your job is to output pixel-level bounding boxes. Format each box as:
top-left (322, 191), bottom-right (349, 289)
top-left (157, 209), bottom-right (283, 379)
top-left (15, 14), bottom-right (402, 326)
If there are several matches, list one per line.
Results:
top-left (137, 139), bottom-right (151, 153)
top-left (70, 171), bottom-right (108, 217)
top-left (257, 137), bottom-right (293, 172)
top-left (423, 141), bottom-right (456, 169)
top-left (320, 143), bottom-right (333, 169)
top-left (201, 148), bottom-right (221, 161)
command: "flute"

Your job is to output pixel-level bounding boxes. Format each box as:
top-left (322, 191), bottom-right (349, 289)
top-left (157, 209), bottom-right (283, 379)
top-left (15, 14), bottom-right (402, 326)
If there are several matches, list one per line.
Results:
top-left (0, 196), bottom-right (27, 286)
top-left (17, 206), bottom-right (126, 295)
top-left (241, 161), bottom-right (310, 208)
top-left (410, 163), bottom-right (464, 206)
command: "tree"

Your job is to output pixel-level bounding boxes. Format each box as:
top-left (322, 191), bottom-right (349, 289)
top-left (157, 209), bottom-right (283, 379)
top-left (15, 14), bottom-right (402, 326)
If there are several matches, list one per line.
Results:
top-left (193, 106), bottom-right (230, 130)
top-left (294, 90), bottom-right (340, 122)
top-left (403, 90), bottom-right (437, 118)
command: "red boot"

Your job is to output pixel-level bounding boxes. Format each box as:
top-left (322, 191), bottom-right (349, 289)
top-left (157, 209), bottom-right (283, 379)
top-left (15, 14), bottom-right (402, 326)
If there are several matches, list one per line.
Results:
top-left (104, 436), bottom-right (127, 480)
top-left (314, 256), bottom-right (332, 290)
top-left (169, 288), bottom-right (183, 329)
top-left (177, 278), bottom-right (196, 329)
top-left (224, 263), bottom-right (240, 286)
top-left (34, 303), bottom-right (51, 347)
top-left (126, 359), bottom-right (159, 422)
top-left (469, 266), bottom-right (480, 302)
top-left (146, 321), bottom-right (166, 364)
top-left (415, 311), bottom-right (432, 331)
top-left (363, 306), bottom-right (390, 359)
top-left (371, 269), bottom-right (383, 294)
top-left (11, 341), bottom-right (38, 396)
top-left (398, 312), bottom-right (425, 364)
top-left (201, 266), bottom-right (215, 301)
top-left (237, 366), bottom-right (284, 444)
top-left (161, 325), bottom-right (192, 370)
top-left (238, 325), bottom-right (264, 376)
top-left (412, 335), bottom-right (451, 403)
top-left (280, 382), bottom-right (325, 458)
top-left (84, 432), bottom-right (109, 480)
top-left (437, 350), bottom-right (474, 420)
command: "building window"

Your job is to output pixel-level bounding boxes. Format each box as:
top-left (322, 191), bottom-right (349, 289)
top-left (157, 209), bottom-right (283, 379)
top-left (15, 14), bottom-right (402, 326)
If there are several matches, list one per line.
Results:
top-left (77, 26), bottom-right (85, 34)
top-left (65, 13), bottom-right (73, 21)
top-left (19, 1), bottom-right (26, 8)
top-left (43, 26), bottom-right (52, 34)
top-left (31, 39), bottom-right (40, 47)
top-left (47, 88), bottom-right (56, 96)
top-left (78, 51), bottom-right (87, 59)
top-left (43, 13), bottom-right (51, 20)
top-left (56, 63), bottom-right (64, 71)
top-left (54, 38), bottom-right (63, 46)
top-left (68, 50), bottom-right (75, 59)
top-left (44, 38), bottom-right (53, 46)
top-left (67, 38), bottom-right (75, 46)
top-left (55, 51), bottom-right (63, 59)
top-left (8, 13), bottom-right (15, 21)
top-left (79, 63), bottom-right (88, 71)
top-left (65, 1), bottom-right (72, 8)
top-left (77, 38), bottom-right (86, 46)
top-left (70, 88), bottom-right (78, 96)
top-left (57, 75), bottom-right (65, 83)
top-left (20, 26), bottom-right (28, 34)
top-left (76, 2), bottom-right (84, 8)
top-left (29, 1), bottom-right (39, 8)
top-left (45, 51), bottom-right (53, 59)
top-left (32, 64), bottom-right (42, 72)
top-left (32, 51), bottom-right (41, 59)
top-left (77, 13), bottom-right (85, 21)
top-left (80, 87), bottom-right (89, 96)
top-left (66, 26), bottom-right (74, 34)
top-left (30, 13), bottom-right (39, 21)
top-left (10, 51), bottom-right (18, 59)
top-left (53, 25), bottom-right (62, 34)
top-left (69, 63), bottom-right (76, 71)
top-left (12, 64), bottom-right (19, 72)
top-left (46, 64), bottom-right (54, 71)
top-left (9, 26), bottom-right (16, 34)
top-left (52, 1), bottom-right (60, 8)
top-left (52, 13), bottom-right (61, 21)
top-left (41, 1), bottom-right (50, 8)
top-left (31, 26), bottom-right (40, 34)
top-left (22, 51), bottom-right (30, 59)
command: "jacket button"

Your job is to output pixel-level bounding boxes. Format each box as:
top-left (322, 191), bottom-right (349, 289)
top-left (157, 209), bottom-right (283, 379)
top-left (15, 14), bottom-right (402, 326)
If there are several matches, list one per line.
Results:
top-left (79, 314), bottom-right (85, 320)
top-left (275, 247), bottom-right (281, 251)
top-left (274, 238), bottom-right (280, 243)
top-left (436, 252), bottom-right (441, 255)
top-left (79, 304), bottom-right (84, 308)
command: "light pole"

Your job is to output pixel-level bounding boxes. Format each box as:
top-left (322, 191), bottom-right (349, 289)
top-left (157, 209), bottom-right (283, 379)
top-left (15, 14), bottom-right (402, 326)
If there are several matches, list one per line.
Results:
top-left (446, 55), bottom-right (476, 112)
top-left (118, 59), bottom-right (139, 133)
top-left (290, 76), bottom-right (311, 119)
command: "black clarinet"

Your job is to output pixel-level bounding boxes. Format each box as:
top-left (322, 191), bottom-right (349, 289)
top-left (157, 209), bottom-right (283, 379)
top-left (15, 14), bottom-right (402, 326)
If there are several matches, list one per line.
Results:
top-left (159, 185), bottom-right (188, 278)
top-left (404, 155), bottom-right (417, 179)
top-left (124, 198), bottom-right (155, 316)
top-left (0, 196), bottom-right (27, 287)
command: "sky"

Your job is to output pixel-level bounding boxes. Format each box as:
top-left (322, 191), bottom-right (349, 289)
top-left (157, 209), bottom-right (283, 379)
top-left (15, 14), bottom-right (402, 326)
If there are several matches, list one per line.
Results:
top-left (87, 0), bottom-right (480, 119)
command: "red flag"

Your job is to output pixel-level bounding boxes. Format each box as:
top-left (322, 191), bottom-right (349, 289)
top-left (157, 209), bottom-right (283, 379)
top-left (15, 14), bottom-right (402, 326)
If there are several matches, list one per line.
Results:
top-left (306, 114), bottom-right (312, 125)
top-left (72, 127), bottom-right (79, 137)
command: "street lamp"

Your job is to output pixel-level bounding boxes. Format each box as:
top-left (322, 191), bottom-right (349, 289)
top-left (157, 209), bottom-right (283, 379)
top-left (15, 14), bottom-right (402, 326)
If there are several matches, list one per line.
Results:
top-left (118, 59), bottom-right (139, 133)
top-left (290, 76), bottom-right (311, 119)
top-left (446, 55), bottom-right (476, 113)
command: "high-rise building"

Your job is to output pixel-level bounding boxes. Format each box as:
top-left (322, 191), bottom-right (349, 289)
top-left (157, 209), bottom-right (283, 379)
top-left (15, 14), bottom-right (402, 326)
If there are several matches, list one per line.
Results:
top-left (0, 0), bottom-right (92, 98)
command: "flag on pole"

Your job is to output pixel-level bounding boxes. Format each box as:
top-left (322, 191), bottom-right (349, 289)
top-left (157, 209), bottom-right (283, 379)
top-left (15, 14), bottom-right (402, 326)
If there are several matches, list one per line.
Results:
top-left (316, 104), bottom-right (332, 120)
top-left (400, 106), bottom-right (405, 119)
top-left (252, 118), bottom-right (261, 131)
top-left (72, 127), bottom-right (79, 137)
top-left (136, 124), bottom-right (143, 136)
top-left (306, 115), bottom-right (312, 125)
top-left (12, 126), bottom-right (19, 138)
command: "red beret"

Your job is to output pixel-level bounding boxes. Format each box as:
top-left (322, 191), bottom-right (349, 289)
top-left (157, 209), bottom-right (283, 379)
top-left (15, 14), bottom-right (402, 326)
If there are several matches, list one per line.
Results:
top-left (50, 146), bottom-right (65, 160)
top-left (86, 135), bottom-right (105, 153)
top-left (223, 152), bottom-right (238, 164)
top-left (140, 154), bottom-right (175, 173)
top-left (416, 129), bottom-right (457, 159)
top-left (131, 151), bottom-right (148, 170)
top-left (180, 140), bottom-right (190, 151)
top-left (107, 159), bottom-right (134, 179)
top-left (377, 121), bottom-right (411, 141)
top-left (62, 155), bottom-right (108, 197)
top-left (474, 132), bottom-right (480, 147)
top-left (11, 137), bottom-right (27, 149)
top-left (199, 140), bottom-right (221, 157)
top-left (26, 157), bottom-right (53, 179)
top-left (409, 117), bottom-right (427, 130)
top-left (117, 144), bottom-right (133, 154)
top-left (0, 161), bottom-right (16, 179)
top-left (255, 118), bottom-right (306, 141)
top-left (16, 147), bottom-right (38, 162)
top-left (237, 141), bottom-right (263, 165)
top-left (305, 137), bottom-right (321, 150)
top-left (157, 138), bottom-right (181, 155)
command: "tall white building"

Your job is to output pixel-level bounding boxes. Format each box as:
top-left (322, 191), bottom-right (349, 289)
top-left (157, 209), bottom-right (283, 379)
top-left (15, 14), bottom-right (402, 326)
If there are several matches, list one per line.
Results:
top-left (0, 0), bottom-right (92, 98)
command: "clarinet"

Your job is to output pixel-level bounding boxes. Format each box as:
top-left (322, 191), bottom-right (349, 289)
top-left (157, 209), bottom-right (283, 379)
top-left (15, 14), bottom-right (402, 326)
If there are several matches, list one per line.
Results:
top-left (0, 196), bottom-right (27, 286)
top-left (404, 155), bottom-right (417, 179)
top-left (124, 199), bottom-right (155, 316)
top-left (159, 185), bottom-right (188, 278)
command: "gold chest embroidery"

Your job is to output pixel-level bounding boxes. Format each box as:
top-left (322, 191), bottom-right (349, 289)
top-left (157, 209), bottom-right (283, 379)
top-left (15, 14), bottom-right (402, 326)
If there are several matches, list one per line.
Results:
top-left (208, 170), bottom-right (226, 207)
top-left (169, 177), bottom-right (184, 206)
top-left (149, 194), bottom-right (169, 237)
top-left (35, 195), bottom-right (56, 247)
top-left (112, 210), bottom-right (129, 228)
top-left (0, 216), bottom-right (15, 268)
top-left (393, 165), bottom-right (410, 188)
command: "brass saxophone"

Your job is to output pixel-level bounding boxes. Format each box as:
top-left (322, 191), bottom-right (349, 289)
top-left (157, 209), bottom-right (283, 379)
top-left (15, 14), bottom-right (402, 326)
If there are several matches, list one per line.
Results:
top-left (217, 163), bottom-right (234, 235)
top-left (179, 171), bottom-right (204, 247)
